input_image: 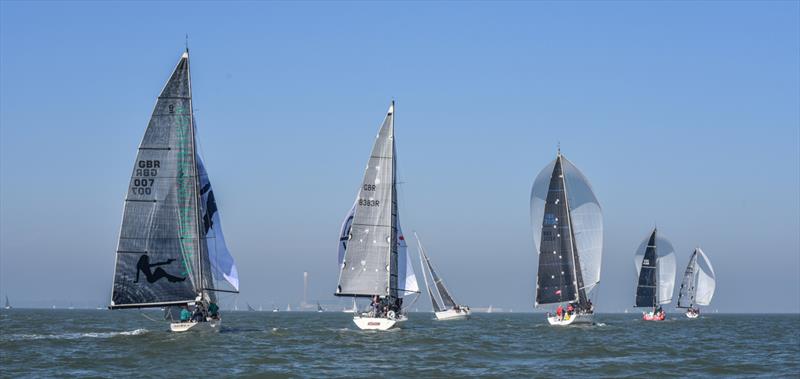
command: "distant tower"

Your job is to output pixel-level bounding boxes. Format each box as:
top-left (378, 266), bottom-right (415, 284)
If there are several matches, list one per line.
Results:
top-left (303, 272), bottom-right (309, 307)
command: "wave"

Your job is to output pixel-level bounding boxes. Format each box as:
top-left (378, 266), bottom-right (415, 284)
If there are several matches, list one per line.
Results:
top-left (6, 328), bottom-right (148, 341)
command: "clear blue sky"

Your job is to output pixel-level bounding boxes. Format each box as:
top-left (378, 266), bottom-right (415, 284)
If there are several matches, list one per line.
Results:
top-left (1, 1), bottom-right (798, 312)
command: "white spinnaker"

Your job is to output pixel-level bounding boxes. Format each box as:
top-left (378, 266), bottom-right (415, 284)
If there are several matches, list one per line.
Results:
top-left (633, 231), bottom-right (676, 304)
top-left (197, 154), bottom-right (239, 291)
top-left (561, 157), bottom-right (603, 295)
top-left (694, 248), bottom-right (716, 305)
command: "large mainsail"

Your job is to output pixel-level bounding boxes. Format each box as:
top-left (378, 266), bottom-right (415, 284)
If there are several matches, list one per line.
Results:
top-left (677, 248), bottom-right (715, 308)
top-left (531, 153), bottom-right (602, 307)
top-left (634, 228), bottom-right (676, 307)
top-left (110, 51), bottom-right (234, 309)
top-left (336, 103), bottom-right (399, 298)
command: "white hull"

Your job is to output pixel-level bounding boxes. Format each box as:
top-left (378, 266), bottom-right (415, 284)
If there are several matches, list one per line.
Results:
top-left (170, 319), bottom-right (221, 332)
top-left (435, 309), bottom-right (470, 320)
top-left (353, 315), bottom-right (407, 330)
top-left (547, 313), bottom-right (593, 326)
top-left (685, 311), bottom-right (700, 319)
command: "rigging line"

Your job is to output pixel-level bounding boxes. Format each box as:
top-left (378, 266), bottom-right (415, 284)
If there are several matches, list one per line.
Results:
top-left (139, 312), bottom-right (164, 323)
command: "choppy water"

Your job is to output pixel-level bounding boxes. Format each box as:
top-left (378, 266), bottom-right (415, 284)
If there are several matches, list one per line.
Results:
top-left (1, 310), bottom-right (798, 377)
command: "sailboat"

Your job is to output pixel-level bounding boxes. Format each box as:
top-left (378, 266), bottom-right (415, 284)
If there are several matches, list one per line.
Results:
top-left (286, 304), bottom-right (292, 312)
top-left (677, 248), bottom-right (716, 318)
top-left (335, 102), bottom-right (419, 331)
top-left (634, 228), bottom-right (676, 321)
top-left (342, 298), bottom-right (358, 313)
top-left (415, 232), bottom-right (470, 320)
top-left (109, 49), bottom-right (240, 333)
top-left (317, 302), bottom-right (325, 313)
top-left (4, 296), bottom-right (11, 310)
top-left (530, 150), bottom-right (603, 326)
top-left (246, 303), bottom-right (256, 312)
top-left (486, 305), bottom-right (493, 314)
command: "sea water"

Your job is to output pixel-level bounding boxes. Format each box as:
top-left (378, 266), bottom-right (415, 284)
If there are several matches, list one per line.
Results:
top-left (1, 310), bottom-right (798, 377)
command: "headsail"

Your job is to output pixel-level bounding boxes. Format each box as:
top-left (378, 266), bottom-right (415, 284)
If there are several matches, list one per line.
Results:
top-left (336, 103), bottom-right (397, 297)
top-left (531, 153), bottom-right (601, 306)
top-left (634, 228), bottom-right (676, 307)
top-left (111, 51), bottom-right (202, 308)
top-left (197, 153), bottom-right (239, 292)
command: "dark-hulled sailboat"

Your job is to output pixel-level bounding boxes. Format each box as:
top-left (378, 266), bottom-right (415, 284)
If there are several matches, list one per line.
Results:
top-left (634, 228), bottom-right (676, 321)
top-left (530, 150), bottom-right (603, 325)
top-left (677, 248), bottom-right (715, 318)
top-left (335, 102), bottom-right (418, 330)
top-left (109, 50), bottom-right (239, 332)
top-left (414, 232), bottom-right (470, 320)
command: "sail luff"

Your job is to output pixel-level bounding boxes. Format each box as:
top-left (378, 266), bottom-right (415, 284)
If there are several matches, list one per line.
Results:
top-left (389, 102), bottom-right (399, 299)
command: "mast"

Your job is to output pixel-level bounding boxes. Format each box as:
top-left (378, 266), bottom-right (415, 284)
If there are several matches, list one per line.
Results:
top-left (185, 48), bottom-right (205, 302)
top-left (389, 101), bottom-right (399, 300)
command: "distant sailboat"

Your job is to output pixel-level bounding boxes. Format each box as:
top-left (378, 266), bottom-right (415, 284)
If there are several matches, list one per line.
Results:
top-left (334, 102), bottom-right (419, 330)
top-left (634, 228), bottom-right (676, 321)
top-left (317, 302), bottom-right (325, 313)
top-left (246, 303), bottom-right (256, 312)
top-left (342, 298), bottom-right (358, 313)
top-left (4, 296), bottom-right (11, 310)
top-left (108, 49), bottom-right (240, 333)
top-left (415, 232), bottom-right (470, 320)
top-left (531, 150), bottom-right (602, 326)
top-left (487, 305), bottom-right (493, 313)
top-left (286, 304), bottom-right (292, 312)
top-left (677, 248), bottom-right (716, 318)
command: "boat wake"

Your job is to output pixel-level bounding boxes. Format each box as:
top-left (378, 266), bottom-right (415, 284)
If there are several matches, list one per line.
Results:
top-left (6, 328), bottom-right (148, 341)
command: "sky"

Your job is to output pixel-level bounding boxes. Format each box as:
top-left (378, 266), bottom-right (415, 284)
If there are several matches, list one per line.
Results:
top-left (1, 1), bottom-right (798, 313)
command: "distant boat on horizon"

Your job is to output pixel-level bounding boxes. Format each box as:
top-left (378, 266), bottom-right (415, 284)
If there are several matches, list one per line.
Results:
top-left (677, 248), bottom-right (716, 319)
top-left (107, 49), bottom-right (240, 333)
top-left (246, 303), bottom-right (256, 312)
top-left (531, 150), bottom-right (602, 326)
top-left (317, 302), bottom-right (325, 313)
top-left (4, 295), bottom-right (11, 310)
top-left (415, 231), bottom-right (470, 321)
top-left (634, 228), bottom-right (676, 322)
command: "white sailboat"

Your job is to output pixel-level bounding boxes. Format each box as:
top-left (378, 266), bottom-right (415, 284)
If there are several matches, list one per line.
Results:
top-left (634, 228), bottom-right (676, 321)
top-left (109, 49), bottom-right (240, 333)
top-left (415, 232), bottom-right (470, 320)
top-left (531, 150), bottom-right (603, 326)
top-left (4, 296), bottom-right (11, 310)
top-left (677, 248), bottom-right (715, 318)
top-left (342, 298), bottom-right (358, 313)
top-left (335, 102), bottom-right (419, 330)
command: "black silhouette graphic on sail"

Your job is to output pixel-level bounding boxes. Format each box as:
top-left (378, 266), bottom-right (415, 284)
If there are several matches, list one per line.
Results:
top-left (134, 255), bottom-right (186, 283)
top-left (201, 183), bottom-right (217, 234)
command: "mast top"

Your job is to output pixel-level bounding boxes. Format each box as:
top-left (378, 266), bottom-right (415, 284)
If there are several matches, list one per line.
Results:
top-left (557, 141), bottom-right (561, 157)
top-left (388, 100), bottom-right (394, 115)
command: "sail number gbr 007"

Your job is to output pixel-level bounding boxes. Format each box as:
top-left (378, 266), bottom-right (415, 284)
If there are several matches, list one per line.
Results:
top-left (131, 160), bottom-right (160, 195)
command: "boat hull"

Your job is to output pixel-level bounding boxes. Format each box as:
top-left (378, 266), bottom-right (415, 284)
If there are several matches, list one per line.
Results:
top-left (547, 313), bottom-right (593, 326)
top-left (170, 319), bottom-right (222, 332)
top-left (642, 312), bottom-right (666, 321)
top-left (353, 315), bottom-right (407, 330)
top-left (685, 311), bottom-right (700, 319)
top-left (435, 309), bottom-right (470, 320)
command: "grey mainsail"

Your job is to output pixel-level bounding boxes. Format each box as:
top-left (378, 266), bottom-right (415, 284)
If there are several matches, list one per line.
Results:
top-left (336, 103), bottom-right (397, 298)
top-left (677, 249), bottom-right (699, 308)
top-left (110, 51), bottom-right (235, 309)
